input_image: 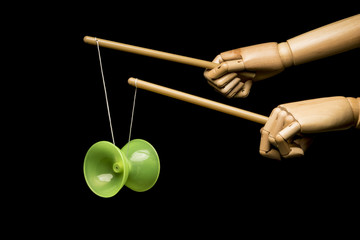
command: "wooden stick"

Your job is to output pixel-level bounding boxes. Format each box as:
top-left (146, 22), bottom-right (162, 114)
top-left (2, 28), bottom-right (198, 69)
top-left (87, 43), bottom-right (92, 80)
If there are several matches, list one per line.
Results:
top-left (85, 37), bottom-right (266, 123)
top-left (128, 78), bottom-right (268, 125)
top-left (83, 36), bottom-right (218, 69)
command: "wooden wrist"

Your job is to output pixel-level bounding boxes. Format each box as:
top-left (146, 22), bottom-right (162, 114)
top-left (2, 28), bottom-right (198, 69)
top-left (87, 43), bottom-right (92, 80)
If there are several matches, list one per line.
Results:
top-left (347, 97), bottom-right (360, 129)
top-left (278, 42), bottom-right (294, 68)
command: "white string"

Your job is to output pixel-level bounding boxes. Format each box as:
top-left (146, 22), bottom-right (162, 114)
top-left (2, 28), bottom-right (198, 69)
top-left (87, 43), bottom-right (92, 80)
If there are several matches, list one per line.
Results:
top-left (95, 38), bottom-right (115, 145)
top-left (126, 78), bottom-right (138, 157)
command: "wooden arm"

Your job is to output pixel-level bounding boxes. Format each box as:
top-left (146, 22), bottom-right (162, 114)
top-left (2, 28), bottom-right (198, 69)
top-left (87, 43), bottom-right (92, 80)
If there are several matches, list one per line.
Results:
top-left (283, 14), bottom-right (360, 66)
top-left (84, 15), bottom-right (359, 70)
top-left (128, 77), bottom-right (268, 125)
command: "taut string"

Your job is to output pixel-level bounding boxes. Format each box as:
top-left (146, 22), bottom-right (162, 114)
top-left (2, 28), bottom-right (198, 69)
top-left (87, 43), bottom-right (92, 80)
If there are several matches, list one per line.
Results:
top-left (126, 78), bottom-right (138, 157)
top-left (95, 38), bottom-right (115, 145)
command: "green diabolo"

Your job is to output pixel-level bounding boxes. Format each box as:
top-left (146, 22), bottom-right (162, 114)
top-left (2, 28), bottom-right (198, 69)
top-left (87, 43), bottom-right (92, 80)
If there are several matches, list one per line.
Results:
top-left (84, 139), bottom-right (160, 198)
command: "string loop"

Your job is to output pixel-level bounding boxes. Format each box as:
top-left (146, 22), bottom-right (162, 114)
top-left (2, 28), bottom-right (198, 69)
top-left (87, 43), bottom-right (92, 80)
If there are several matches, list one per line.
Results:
top-left (95, 38), bottom-right (139, 158)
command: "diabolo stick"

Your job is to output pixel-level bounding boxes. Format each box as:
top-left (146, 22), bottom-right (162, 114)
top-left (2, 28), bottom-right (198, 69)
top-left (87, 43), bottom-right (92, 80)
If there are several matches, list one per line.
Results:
top-left (83, 36), bottom-right (218, 69)
top-left (128, 77), bottom-right (268, 125)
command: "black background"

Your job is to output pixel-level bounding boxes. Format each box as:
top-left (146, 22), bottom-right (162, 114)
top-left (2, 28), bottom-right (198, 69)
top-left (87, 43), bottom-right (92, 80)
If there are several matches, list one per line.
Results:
top-left (11, 2), bottom-right (360, 229)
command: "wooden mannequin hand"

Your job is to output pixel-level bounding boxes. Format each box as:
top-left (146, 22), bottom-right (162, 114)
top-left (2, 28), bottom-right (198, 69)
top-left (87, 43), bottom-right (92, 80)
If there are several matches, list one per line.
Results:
top-left (204, 42), bottom-right (289, 98)
top-left (259, 97), bottom-right (359, 160)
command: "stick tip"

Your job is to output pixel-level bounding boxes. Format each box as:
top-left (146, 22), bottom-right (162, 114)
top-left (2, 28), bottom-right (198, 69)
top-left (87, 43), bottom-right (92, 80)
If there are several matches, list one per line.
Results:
top-left (83, 36), bottom-right (94, 44)
top-left (128, 77), bottom-right (136, 86)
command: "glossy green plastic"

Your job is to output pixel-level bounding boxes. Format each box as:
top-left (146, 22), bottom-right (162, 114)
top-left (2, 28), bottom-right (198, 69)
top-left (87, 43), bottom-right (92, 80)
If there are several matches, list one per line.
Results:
top-left (83, 139), bottom-right (160, 198)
